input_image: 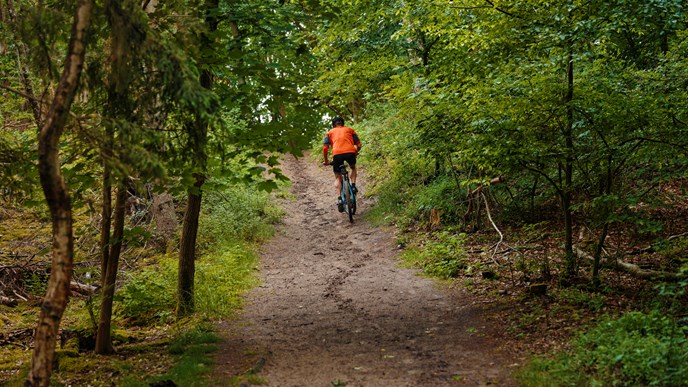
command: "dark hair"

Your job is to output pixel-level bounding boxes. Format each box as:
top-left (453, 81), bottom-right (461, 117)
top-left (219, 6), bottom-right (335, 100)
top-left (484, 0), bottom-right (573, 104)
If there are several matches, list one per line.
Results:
top-left (332, 116), bottom-right (344, 127)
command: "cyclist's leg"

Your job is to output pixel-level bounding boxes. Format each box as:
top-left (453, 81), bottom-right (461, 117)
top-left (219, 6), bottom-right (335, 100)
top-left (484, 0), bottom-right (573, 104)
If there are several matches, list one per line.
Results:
top-left (332, 155), bottom-right (345, 197)
top-left (345, 153), bottom-right (358, 190)
top-left (334, 174), bottom-right (342, 196)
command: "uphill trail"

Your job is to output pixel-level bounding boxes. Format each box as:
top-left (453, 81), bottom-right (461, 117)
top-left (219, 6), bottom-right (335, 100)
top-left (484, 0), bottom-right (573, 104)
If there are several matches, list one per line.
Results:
top-left (213, 155), bottom-right (518, 386)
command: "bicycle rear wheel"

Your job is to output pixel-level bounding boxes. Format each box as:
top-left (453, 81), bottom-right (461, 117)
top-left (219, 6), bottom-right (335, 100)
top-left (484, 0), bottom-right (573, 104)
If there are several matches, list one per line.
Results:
top-left (343, 182), bottom-right (354, 223)
top-left (351, 185), bottom-right (357, 215)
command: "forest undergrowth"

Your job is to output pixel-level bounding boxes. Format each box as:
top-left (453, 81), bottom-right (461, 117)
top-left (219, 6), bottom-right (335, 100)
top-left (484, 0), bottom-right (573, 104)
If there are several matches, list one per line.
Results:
top-left (0, 183), bottom-right (284, 385)
top-left (348, 108), bottom-right (688, 386)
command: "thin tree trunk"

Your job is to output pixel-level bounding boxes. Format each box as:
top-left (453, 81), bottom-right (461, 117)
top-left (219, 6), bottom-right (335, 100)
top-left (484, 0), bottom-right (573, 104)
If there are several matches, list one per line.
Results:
top-left (6, 0), bottom-right (43, 127)
top-left (562, 49), bottom-right (576, 279)
top-left (94, 0), bottom-right (131, 353)
top-left (177, 175), bottom-right (203, 316)
top-left (100, 164), bottom-right (112, 290)
top-left (95, 182), bottom-right (126, 354)
top-left (176, 0), bottom-right (218, 317)
top-left (592, 155), bottom-right (614, 287)
top-left (27, 1), bottom-right (93, 385)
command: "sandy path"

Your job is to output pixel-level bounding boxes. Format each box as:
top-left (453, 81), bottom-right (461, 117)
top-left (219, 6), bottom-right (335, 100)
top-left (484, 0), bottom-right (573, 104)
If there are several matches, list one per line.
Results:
top-left (213, 155), bottom-right (516, 386)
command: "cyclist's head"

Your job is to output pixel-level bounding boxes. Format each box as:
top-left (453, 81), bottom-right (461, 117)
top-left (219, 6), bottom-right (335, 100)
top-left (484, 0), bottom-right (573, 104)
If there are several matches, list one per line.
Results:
top-left (332, 116), bottom-right (344, 128)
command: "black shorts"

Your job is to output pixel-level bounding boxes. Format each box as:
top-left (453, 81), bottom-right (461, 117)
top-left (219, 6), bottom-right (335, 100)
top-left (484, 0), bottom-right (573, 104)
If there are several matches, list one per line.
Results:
top-left (332, 153), bottom-right (357, 174)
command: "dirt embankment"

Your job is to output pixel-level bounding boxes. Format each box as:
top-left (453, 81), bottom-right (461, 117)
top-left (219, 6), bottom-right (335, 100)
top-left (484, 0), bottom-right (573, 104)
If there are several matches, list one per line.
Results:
top-left (213, 155), bottom-right (519, 386)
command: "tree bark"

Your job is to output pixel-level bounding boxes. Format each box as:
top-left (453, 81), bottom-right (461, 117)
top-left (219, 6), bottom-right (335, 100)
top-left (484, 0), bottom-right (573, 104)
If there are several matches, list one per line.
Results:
top-left (27, 1), bottom-right (93, 385)
top-left (592, 155), bottom-right (614, 287)
top-left (5, 0), bottom-right (43, 127)
top-left (95, 182), bottom-right (126, 355)
top-left (176, 0), bottom-right (218, 317)
top-left (100, 164), bottom-right (112, 290)
top-left (562, 49), bottom-right (576, 279)
top-left (94, 0), bottom-right (132, 354)
top-left (177, 174), bottom-right (204, 316)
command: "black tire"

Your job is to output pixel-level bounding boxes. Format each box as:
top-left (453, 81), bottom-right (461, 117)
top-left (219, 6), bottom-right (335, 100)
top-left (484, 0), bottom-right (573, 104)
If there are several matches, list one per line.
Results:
top-left (344, 183), bottom-right (354, 223)
top-left (351, 192), bottom-right (356, 215)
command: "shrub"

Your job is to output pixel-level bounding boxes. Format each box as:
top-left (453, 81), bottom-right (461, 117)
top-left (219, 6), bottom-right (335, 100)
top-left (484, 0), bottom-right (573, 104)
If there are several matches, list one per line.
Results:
top-left (402, 230), bottom-right (467, 279)
top-left (117, 257), bottom-right (177, 325)
top-left (517, 311), bottom-right (688, 386)
top-left (116, 181), bottom-right (280, 324)
top-left (198, 184), bottom-right (283, 249)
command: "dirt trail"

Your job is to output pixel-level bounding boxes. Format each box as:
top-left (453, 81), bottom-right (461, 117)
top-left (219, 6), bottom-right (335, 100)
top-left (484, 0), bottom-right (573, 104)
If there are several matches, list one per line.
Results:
top-left (213, 155), bottom-right (517, 386)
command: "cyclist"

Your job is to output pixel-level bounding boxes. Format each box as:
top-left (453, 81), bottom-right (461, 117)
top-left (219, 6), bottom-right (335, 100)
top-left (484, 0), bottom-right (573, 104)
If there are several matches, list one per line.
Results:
top-left (323, 116), bottom-right (361, 211)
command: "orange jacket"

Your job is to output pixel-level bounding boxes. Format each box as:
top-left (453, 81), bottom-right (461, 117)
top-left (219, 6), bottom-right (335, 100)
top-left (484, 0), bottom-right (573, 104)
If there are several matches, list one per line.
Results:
top-left (323, 125), bottom-right (361, 156)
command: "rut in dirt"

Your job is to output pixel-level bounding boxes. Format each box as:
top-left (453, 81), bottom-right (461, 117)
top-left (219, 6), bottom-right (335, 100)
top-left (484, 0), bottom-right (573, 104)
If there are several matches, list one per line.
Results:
top-left (213, 155), bottom-right (517, 386)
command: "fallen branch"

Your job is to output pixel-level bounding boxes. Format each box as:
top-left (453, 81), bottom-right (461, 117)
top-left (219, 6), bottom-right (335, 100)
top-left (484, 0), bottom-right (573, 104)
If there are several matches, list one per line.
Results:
top-left (481, 192), bottom-right (503, 265)
top-left (463, 176), bottom-right (505, 230)
top-left (574, 246), bottom-right (686, 281)
top-left (470, 176), bottom-right (504, 196)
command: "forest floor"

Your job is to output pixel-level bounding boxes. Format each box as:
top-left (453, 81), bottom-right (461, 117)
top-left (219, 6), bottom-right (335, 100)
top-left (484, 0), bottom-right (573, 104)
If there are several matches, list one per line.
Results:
top-left (212, 155), bottom-right (522, 386)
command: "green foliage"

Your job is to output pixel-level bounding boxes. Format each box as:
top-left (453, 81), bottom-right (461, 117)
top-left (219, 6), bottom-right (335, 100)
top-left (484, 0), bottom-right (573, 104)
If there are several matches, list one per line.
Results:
top-left (403, 230), bottom-right (467, 279)
top-left (517, 311), bottom-right (688, 386)
top-left (311, 0), bottom-right (688, 286)
top-left (0, 128), bottom-right (39, 204)
top-left (557, 288), bottom-right (606, 312)
top-left (198, 182), bottom-right (284, 247)
top-left (193, 243), bottom-right (260, 318)
top-left (116, 180), bottom-right (279, 324)
top-left (167, 323), bottom-right (220, 356)
top-left (137, 324), bottom-right (217, 385)
top-left (117, 257), bottom-right (177, 325)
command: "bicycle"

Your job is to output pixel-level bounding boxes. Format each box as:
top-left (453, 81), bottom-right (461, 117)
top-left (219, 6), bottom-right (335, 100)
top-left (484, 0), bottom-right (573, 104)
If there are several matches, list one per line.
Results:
top-left (338, 164), bottom-right (357, 223)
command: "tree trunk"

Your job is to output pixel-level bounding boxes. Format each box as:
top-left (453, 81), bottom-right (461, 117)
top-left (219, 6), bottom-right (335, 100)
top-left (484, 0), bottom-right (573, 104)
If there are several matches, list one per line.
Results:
top-left (177, 175), bottom-right (204, 316)
top-left (95, 182), bottom-right (126, 355)
top-left (562, 50), bottom-right (576, 279)
top-left (5, 0), bottom-right (42, 127)
top-left (94, 0), bottom-right (132, 354)
top-left (176, 0), bottom-right (218, 317)
top-left (27, 1), bottom-right (93, 385)
top-left (592, 155), bottom-right (614, 287)
top-left (100, 163), bottom-right (112, 290)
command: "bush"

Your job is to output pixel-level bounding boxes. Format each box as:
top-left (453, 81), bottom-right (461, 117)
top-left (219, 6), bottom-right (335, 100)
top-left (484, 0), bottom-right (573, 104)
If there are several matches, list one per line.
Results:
top-left (198, 184), bottom-right (283, 249)
top-left (194, 243), bottom-right (259, 317)
top-left (402, 230), bottom-right (467, 279)
top-left (517, 311), bottom-right (688, 386)
top-left (117, 257), bottom-right (177, 325)
top-left (116, 181), bottom-right (280, 324)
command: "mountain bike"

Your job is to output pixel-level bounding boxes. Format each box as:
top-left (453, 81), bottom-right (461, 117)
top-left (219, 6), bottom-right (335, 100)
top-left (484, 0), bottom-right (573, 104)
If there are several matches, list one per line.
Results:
top-left (338, 164), bottom-right (356, 223)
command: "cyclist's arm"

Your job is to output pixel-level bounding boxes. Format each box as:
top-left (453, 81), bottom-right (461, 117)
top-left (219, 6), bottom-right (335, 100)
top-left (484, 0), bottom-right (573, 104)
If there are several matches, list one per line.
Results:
top-left (323, 144), bottom-right (330, 164)
top-left (323, 133), bottom-right (331, 164)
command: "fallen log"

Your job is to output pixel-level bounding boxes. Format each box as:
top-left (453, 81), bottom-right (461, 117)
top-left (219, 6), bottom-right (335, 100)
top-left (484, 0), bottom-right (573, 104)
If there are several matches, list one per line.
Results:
top-left (574, 246), bottom-right (686, 281)
top-left (627, 232), bottom-right (688, 256)
top-left (69, 281), bottom-right (99, 295)
top-left (0, 295), bottom-right (18, 307)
